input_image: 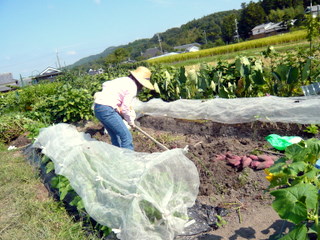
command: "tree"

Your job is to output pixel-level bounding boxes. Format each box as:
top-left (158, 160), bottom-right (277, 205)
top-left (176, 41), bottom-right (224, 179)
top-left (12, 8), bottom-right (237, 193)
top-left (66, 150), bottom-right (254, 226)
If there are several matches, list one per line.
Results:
top-left (268, 9), bottom-right (285, 22)
top-left (261, 0), bottom-right (304, 14)
top-left (221, 14), bottom-right (237, 43)
top-left (303, 0), bottom-right (320, 8)
top-left (105, 48), bottom-right (130, 64)
top-left (239, 1), bottom-right (267, 39)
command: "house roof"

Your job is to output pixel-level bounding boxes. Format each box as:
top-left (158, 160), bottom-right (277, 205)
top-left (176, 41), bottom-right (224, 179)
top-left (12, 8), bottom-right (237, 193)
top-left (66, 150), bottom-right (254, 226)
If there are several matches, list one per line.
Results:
top-left (252, 21), bottom-right (287, 34)
top-left (39, 67), bottom-right (62, 76)
top-left (143, 47), bottom-right (162, 58)
top-left (305, 5), bottom-right (320, 13)
top-left (0, 73), bottom-right (18, 92)
top-left (0, 73), bottom-right (13, 85)
top-left (33, 67), bottom-right (63, 80)
top-left (148, 52), bottom-right (179, 60)
top-left (173, 43), bottom-right (201, 50)
top-left (252, 23), bottom-right (273, 31)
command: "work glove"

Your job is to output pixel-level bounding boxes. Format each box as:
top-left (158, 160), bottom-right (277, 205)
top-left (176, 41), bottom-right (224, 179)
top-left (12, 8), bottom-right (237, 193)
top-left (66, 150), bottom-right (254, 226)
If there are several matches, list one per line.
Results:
top-left (129, 122), bottom-right (136, 129)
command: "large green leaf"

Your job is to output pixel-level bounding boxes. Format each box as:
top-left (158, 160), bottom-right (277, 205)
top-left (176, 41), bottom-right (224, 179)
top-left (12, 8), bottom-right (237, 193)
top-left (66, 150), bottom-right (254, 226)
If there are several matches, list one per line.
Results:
top-left (285, 143), bottom-right (307, 162)
top-left (274, 65), bottom-right (290, 82)
top-left (279, 224), bottom-right (308, 240)
top-left (218, 86), bottom-right (230, 98)
top-left (271, 183), bottom-right (318, 224)
top-left (235, 57), bottom-right (243, 77)
top-left (287, 67), bottom-right (299, 84)
top-left (306, 138), bottom-right (320, 156)
top-left (198, 75), bottom-right (209, 90)
top-left (284, 161), bottom-right (307, 176)
top-left (178, 67), bottom-right (187, 86)
top-left (252, 70), bottom-right (265, 85)
top-left (272, 71), bottom-right (281, 82)
top-left (301, 59), bottom-right (311, 81)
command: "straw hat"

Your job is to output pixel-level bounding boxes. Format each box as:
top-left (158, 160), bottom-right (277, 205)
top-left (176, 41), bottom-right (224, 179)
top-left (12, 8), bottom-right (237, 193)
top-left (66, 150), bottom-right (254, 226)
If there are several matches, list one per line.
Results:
top-left (130, 66), bottom-right (154, 90)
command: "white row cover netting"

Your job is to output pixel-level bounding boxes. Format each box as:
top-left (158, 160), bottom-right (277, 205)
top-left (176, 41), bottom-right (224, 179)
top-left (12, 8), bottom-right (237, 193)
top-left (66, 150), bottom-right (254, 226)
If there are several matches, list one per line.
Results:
top-left (32, 123), bottom-right (200, 240)
top-left (134, 96), bottom-right (320, 124)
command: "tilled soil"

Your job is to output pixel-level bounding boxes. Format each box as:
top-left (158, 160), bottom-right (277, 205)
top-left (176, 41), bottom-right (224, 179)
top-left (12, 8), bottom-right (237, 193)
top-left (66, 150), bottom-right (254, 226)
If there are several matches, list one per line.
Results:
top-left (75, 116), bottom-right (315, 240)
top-left (10, 116), bottom-right (316, 239)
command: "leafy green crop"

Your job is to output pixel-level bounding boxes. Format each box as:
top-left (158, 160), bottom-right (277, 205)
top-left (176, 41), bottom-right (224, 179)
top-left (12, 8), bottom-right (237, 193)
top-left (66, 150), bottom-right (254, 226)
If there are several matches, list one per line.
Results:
top-left (31, 83), bottom-right (94, 123)
top-left (42, 156), bottom-right (112, 237)
top-left (265, 138), bottom-right (320, 239)
top-left (304, 124), bottom-right (319, 135)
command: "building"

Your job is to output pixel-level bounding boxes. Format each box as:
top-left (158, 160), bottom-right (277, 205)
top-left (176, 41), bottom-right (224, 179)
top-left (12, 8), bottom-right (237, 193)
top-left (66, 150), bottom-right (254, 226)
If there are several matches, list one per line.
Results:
top-left (142, 47), bottom-right (162, 59)
top-left (251, 22), bottom-right (289, 39)
top-left (33, 67), bottom-right (63, 83)
top-left (0, 73), bottom-right (18, 92)
top-left (88, 68), bottom-right (104, 75)
top-left (305, 5), bottom-right (320, 18)
top-left (173, 43), bottom-right (201, 53)
top-left (148, 52), bottom-right (179, 60)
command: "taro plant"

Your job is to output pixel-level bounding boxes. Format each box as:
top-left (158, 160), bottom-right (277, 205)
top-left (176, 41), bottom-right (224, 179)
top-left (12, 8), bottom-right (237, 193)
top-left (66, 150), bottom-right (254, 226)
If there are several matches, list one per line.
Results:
top-left (150, 65), bottom-right (182, 101)
top-left (234, 56), bottom-right (266, 97)
top-left (271, 64), bottom-right (300, 96)
top-left (265, 138), bottom-right (320, 239)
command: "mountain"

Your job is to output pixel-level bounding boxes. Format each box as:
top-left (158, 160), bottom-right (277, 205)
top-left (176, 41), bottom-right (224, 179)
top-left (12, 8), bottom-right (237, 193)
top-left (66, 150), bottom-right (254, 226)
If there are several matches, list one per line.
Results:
top-left (70, 9), bottom-right (239, 67)
top-left (69, 46), bottom-right (120, 68)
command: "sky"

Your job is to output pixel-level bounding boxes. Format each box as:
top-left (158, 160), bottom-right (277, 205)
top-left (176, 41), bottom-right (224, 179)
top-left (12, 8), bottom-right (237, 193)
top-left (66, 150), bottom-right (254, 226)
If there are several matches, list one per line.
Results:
top-left (1, 0), bottom-right (256, 79)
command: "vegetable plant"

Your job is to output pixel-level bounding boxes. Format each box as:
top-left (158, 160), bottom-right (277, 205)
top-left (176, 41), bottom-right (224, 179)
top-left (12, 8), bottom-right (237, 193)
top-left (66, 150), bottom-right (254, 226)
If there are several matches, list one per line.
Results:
top-left (304, 124), bottom-right (319, 135)
top-left (31, 83), bottom-right (94, 123)
top-left (42, 155), bottom-right (112, 237)
top-left (265, 138), bottom-right (320, 239)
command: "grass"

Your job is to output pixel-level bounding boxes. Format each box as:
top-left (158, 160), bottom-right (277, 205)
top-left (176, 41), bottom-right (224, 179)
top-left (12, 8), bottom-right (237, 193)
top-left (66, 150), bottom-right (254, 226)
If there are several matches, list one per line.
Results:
top-left (0, 143), bottom-right (100, 240)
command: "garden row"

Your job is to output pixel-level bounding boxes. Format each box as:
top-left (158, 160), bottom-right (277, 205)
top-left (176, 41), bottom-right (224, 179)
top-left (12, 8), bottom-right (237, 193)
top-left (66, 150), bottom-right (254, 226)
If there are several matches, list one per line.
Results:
top-left (0, 44), bottom-right (319, 239)
top-left (1, 46), bottom-right (319, 144)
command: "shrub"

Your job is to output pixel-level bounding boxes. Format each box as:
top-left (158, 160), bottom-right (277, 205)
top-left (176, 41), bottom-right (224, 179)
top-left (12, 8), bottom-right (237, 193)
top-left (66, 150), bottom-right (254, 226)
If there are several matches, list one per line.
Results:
top-left (31, 83), bottom-right (94, 123)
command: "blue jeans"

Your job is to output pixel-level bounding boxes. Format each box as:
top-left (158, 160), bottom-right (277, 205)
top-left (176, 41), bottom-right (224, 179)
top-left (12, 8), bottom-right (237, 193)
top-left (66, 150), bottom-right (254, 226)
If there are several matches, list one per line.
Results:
top-left (94, 103), bottom-right (134, 150)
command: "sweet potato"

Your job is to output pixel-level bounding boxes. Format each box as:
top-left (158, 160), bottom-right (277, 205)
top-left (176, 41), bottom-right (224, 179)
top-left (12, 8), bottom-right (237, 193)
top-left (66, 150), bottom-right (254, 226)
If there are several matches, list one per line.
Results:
top-left (257, 155), bottom-right (274, 162)
top-left (227, 157), bottom-right (241, 166)
top-left (226, 154), bottom-right (242, 161)
top-left (242, 156), bottom-right (252, 168)
top-left (248, 154), bottom-right (259, 161)
top-left (250, 160), bottom-right (261, 168)
top-left (256, 160), bottom-right (274, 169)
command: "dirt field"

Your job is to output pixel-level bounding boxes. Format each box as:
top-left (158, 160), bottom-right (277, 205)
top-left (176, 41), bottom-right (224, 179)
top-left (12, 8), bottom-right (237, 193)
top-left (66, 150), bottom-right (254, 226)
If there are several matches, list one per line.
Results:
top-left (73, 116), bottom-right (316, 240)
top-left (10, 116), bottom-right (316, 239)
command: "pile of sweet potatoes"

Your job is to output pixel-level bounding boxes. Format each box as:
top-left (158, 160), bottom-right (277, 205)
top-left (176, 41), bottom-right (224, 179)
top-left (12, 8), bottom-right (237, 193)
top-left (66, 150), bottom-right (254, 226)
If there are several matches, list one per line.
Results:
top-left (215, 153), bottom-right (277, 170)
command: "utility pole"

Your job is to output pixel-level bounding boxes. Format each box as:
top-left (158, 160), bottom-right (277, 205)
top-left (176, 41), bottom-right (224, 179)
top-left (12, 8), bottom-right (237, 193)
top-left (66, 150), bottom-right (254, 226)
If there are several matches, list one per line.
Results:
top-left (235, 18), bottom-right (240, 43)
top-left (157, 34), bottom-right (163, 54)
top-left (56, 49), bottom-right (62, 69)
top-left (203, 30), bottom-right (208, 44)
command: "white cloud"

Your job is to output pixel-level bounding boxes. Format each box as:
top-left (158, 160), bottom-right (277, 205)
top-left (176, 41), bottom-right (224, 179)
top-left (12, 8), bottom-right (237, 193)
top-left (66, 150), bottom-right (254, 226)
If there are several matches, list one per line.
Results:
top-left (67, 51), bottom-right (77, 55)
top-left (93, 0), bottom-right (101, 4)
